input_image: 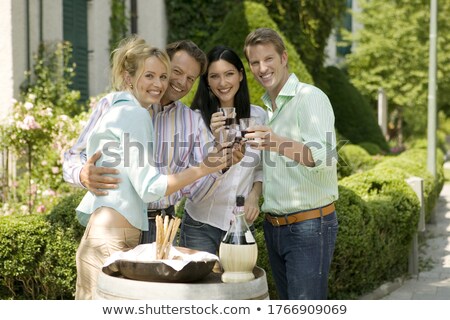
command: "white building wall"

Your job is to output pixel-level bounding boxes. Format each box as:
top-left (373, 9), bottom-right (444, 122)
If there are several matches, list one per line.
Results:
top-left (137, 0), bottom-right (167, 49)
top-left (88, 0), bottom-right (111, 96)
top-left (87, 0), bottom-right (167, 97)
top-left (43, 0), bottom-right (63, 42)
top-left (1, 0), bottom-right (168, 111)
top-left (324, 0), bottom-right (362, 67)
top-left (0, 0), bottom-right (13, 119)
top-left (3, 0), bottom-right (63, 119)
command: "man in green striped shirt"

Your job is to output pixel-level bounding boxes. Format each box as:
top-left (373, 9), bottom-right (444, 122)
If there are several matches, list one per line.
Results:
top-left (244, 28), bottom-right (339, 300)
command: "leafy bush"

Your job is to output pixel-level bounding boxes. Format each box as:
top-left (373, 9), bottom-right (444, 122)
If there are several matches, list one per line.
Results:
top-left (0, 214), bottom-right (77, 299)
top-left (337, 144), bottom-right (379, 178)
top-left (46, 189), bottom-right (86, 241)
top-left (0, 189), bottom-right (86, 300)
top-left (375, 148), bottom-right (444, 222)
top-left (331, 167), bottom-right (420, 299)
top-left (253, 0), bottom-right (346, 77)
top-left (166, 0), bottom-right (234, 51)
top-left (329, 186), bottom-right (376, 298)
top-left (359, 142), bottom-right (384, 155)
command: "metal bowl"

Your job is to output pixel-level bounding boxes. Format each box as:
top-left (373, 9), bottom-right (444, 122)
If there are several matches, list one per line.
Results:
top-left (102, 247), bottom-right (216, 283)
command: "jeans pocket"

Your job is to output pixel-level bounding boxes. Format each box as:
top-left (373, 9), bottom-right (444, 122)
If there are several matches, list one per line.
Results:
top-left (183, 211), bottom-right (206, 229)
top-left (288, 218), bottom-right (321, 236)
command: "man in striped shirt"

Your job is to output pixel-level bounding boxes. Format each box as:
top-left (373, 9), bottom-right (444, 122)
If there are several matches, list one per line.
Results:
top-left (63, 40), bottom-right (221, 243)
top-left (243, 28), bottom-right (339, 300)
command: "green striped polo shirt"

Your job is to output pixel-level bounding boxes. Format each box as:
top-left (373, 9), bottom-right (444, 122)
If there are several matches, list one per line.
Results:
top-left (261, 74), bottom-right (338, 215)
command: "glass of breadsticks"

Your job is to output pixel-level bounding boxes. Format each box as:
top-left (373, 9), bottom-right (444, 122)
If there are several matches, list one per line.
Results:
top-left (155, 215), bottom-right (181, 260)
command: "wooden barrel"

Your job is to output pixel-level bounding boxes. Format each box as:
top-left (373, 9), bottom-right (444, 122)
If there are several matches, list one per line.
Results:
top-left (94, 266), bottom-right (269, 300)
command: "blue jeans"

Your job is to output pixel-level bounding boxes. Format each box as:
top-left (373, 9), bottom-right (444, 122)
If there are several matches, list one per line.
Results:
top-left (263, 211), bottom-right (338, 300)
top-left (179, 210), bottom-right (257, 255)
top-left (178, 210), bottom-right (226, 254)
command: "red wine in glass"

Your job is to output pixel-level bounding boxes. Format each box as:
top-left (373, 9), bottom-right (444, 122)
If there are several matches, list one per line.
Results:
top-left (225, 118), bottom-right (235, 126)
top-left (241, 130), bottom-right (255, 140)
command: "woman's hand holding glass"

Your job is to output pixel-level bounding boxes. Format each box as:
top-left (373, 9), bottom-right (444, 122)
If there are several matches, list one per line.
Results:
top-left (210, 111), bottom-right (227, 141)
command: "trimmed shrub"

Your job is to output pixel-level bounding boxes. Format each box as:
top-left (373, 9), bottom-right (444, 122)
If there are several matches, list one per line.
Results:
top-left (337, 144), bottom-right (379, 179)
top-left (359, 142), bottom-right (384, 155)
top-left (375, 148), bottom-right (444, 222)
top-left (331, 167), bottom-right (420, 298)
top-left (315, 66), bottom-right (389, 152)
top-left (0, 214), bottom-right (77, 299)
top-left (329, 186), bottom-right (376, 299)
top-left (406, 133), bottom-right (448, 157)
top-left (46, 189), bottom-right (86, 241)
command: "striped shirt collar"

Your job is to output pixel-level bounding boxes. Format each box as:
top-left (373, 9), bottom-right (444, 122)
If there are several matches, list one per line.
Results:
top-left (261, 73), bottom-right (299, 112)
top-left (148, 100), bottom-right (182, 116)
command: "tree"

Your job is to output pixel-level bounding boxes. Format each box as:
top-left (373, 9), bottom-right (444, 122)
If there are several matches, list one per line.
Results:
top-left (166, 0), bottom-right (346, 79)
top-left (165, 0), bottom-right (234, 50)
top-left (254, 0), bottom-right (347, 77)
top-left (345, 0), bottom-right (450, 137)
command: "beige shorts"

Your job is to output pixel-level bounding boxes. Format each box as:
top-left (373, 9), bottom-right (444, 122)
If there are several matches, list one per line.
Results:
top-left (75, 207), bottom-right (141, 300)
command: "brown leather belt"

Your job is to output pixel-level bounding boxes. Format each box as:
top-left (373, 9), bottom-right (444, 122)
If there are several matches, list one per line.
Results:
top-left (265, 203), bottom-right (335, 227)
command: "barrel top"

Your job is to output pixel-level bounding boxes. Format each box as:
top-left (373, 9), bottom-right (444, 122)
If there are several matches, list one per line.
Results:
top-left (95, 266), bottom-right (269, 300)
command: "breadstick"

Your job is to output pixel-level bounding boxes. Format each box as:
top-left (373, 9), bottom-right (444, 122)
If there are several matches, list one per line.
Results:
top-left (169, 217), bottom-right (181, 244)
top-left (155, 215), bottom-right (163, 258)
top-left (163, 215), bottom-right (169, 235)
top-left (159, 218), bottom-right (175, 259)
top-left (164, 217), bottom-right (182, 259)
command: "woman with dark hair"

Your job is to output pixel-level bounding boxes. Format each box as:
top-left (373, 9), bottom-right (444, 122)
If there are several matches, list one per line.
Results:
top-left (179, 45), bottom-right (268, 255)
top-left (192, 45), bottom-right (251, 134)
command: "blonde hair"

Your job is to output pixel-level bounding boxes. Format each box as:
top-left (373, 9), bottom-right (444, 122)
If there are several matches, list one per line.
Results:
top-left (111, 34), bottom-right (171, 91)
top-left (243, 28), bottom-right (286, 61)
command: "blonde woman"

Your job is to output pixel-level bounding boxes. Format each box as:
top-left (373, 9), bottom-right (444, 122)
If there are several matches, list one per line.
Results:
top-left (75, 35), bottom-right (231, 299)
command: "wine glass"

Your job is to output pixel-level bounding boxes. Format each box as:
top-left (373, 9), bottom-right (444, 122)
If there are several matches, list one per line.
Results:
top-left (218, 107), bottom-right (236, 129)
top-left (219, 124), bottom-right (238, 144)
top-left (219, 124), bottom-right (239, 172)
top-left (239, 117), bottom-right (258, 140)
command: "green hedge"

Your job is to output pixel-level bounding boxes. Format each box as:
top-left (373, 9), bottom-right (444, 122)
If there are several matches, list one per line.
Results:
top-left (375, 148), bottom-right (444, 222)
top-left (0, 214), bottom-right (78, 299)
top-left (0, 190), bottom-right (84, 299)
top-left (331, 168), bottom-right (420, 298)
top-left (338, 144), bottom-right (380, 179)
top-left (358, 142), bottom-right (384, 155)
top-left (329, 146), bottom-right (444, 298)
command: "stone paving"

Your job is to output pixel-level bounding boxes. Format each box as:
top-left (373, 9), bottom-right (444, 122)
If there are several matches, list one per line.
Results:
top-left (381, 183), bottom-right (450, 300)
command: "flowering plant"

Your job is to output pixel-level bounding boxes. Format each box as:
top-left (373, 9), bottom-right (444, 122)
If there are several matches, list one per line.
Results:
top-left (0, 41), bottom-right (88, 215)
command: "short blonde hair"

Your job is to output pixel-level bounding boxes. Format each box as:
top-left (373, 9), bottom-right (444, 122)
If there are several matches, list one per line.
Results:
top-left (243, 28), bottom-right (286, 61)
top-left (111, 34), bottom-right (171, 91)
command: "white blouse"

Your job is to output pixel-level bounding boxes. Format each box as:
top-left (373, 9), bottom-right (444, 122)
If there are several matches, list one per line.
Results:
top-left (184, 105), bottom-right (268, 231)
